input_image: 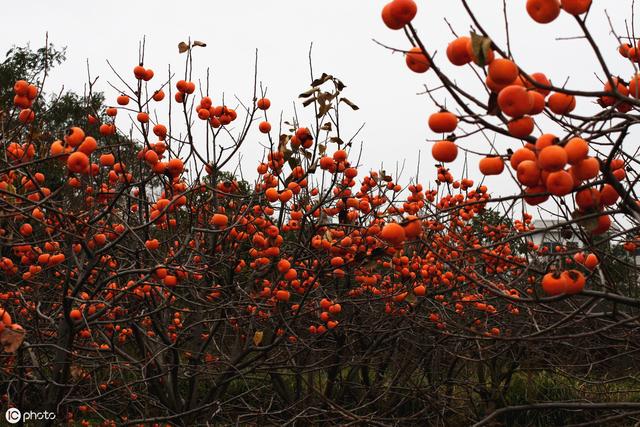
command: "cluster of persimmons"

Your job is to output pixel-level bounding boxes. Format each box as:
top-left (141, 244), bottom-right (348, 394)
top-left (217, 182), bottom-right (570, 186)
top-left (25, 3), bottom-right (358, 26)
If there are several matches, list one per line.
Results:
top-left (0, 0), bottom-right (635, 424)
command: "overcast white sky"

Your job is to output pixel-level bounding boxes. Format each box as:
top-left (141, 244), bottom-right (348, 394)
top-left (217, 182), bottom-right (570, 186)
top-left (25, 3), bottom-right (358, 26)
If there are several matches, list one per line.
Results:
top-left (1, 0), bottom-right (636, 215)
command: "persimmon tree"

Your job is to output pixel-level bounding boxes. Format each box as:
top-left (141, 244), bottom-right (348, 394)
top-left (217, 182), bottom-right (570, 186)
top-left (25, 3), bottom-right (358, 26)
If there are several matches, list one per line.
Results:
top-left (1, 1), bottom-right (640, 425)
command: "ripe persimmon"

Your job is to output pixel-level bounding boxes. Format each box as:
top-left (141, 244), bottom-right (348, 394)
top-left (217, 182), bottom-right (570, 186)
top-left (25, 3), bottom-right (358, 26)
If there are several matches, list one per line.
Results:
top-left (405, 47), bottom-right (430, 73)
top-left (78, 137), bottom-right (98, 155)
top-left (167, 158), bottom-right (184, 176)
top-left (212, 214), bottom-right (228, 227)
top-left (530, 72), bottom-right (552, 96)
top-left (432, 140), bottom-right (458, 163)
top-left (601, 77), bottom-right (629, 106)
top-left (133, 65), bottom-right (146, 80)
top-left (67, 152), bottom-right (90, 174)
top-left (507, 116), bottom-right (534, 138)
top-left (330, 256), bottom-right (344, 267)
top-left (547, 92), bottom-right (576, 114)
top-left (259, 121), bottom-right (271, 133)
top-left (526, 0), bottom-right (561, 23)
top-left (488, 58), bottom-right (518, 85)
top-left (18, 109), bottom-right (35, 123)
top-left (145, 239), bottom-right (160, 250)
top-left (277, 259), bottom-right (291, 273)
top-left (510, 147), bottom-right (536, 169)
top-left (575, 188), bottom-right (600, 210)
top-left (572, 156), bottom-right (599, 180)
top-left (50, 140), bottom-right (65, 156)
top-left (517, 160), bottom-right (541, 186)
top-left (564, 137), bottom-right (589, 165)
top-left (562, 270), bottom-right (585, 294)
top-left (99, 124), bottom-right (115, 136)
top-left (546, 170), bottom-right (573, 196)
top-left (428, 111), bottom-right (458, 133)
top-left (329, 304), bottom-right (342, 314)
top-left (13, 80), bottom-right (29, 96)
top-left (257, 98), bottom-right (271, 110)
top-left (65, 127), bottom-right (86, 147)
top-left (152, 90), bottom-right (165, 101)
top-left (144, 150), bottom-right (159, 165)
top-left (534, 134), bottom-right (558, 153)
top-left (265, 187), bottom-right (279, 202)
top-left (403, 215), bottom-right (423, 238)
top-left (153, 124), bottom-right (167, 139)
top-left (525, 185), bottom-right (549, 205)
top-left (137, 112), bottom-right (149, 123)
top-left (498, 85), bottom-right (533, 117)
top-left (117, 95), bottom-right (130, 106)
top-left (333, 149), bottom-right (348, 162)
top-left (592, 214), bottom-right (611, 235)
top-left (279, 189), bottom-right (293, 203)
top-left (479, 156), bottom-right (505, 175)
top-left (275, 290), bottom-right (290, 302)
top-left (629, 75), bottom-right (640, 98)
top-left (381, 3), bottom-right (404, 30)
top-left (139, 69), bottom-right (153, 82)
top-left (388, 0), bottom-right (417, 27)
top-left (380, 222), bottom-right (406, 246)
top-left (599, 183), bottom-right (619, 206)
top-left (584, 253), bottom-right (599, 270)
top-left (538, 145), bottom-right (567, 172)
top-left (70, 309), bottom-right (82, 321)
top-left (446, 37), bottom-right (472, 66)
top-left (529, 91), bottom-right (546, 115)
top-left (561, 0), bottom-right (591, 15)
top-left (542, 272), bottom-right (567, 296)
top-left (13, 95), bottom-right (31, 108)
top-left (19, 223), bottom-right (33, 236)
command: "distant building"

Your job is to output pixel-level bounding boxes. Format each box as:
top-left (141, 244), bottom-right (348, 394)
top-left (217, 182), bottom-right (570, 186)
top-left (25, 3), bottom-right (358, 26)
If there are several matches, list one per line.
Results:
top-left (530, 219), bottom-right (580, 253)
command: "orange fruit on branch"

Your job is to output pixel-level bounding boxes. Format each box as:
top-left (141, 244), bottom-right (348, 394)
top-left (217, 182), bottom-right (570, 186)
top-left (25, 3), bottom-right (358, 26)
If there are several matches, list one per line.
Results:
top-left (432, 140), bottom-right (458, 163)
top-left (562, 270), bottom-right (585, 294)
top-left (538, 145), bottom-right (568, 172)
top-left (67, 152), bottom-right (90, 174)
top-left (498, 85), bottom-right (533, 117)
top-left (257, 98), bottom-right (271, 110)
top-left (380, 222), bottom-right (406, 246)
top-left (564, 137), bottom-right (589, 165)
top-left (545, 170), bottom-right (574, 196)
top-left (405, 47), bottom-right (430, 73)
top-left (527, 0), bottom-right (561, 23)
top-left (507, 116), bottom-right (535, 138)
top-left (516, 160), bottom-right (541, 186)
top-left (479, 156), bottom-right (505, 176)
top-left (488, 58), bottom-right (518, 85)
top-left (388, 0), bottom-right (417, 27)
top-left (428, 111), bottom-right (458, 133)
top-left (547, 92), bottom-right (576, 115)
top-left (561, 0), bottom-right (591, 15)
top-left (542, 272), bottom-right (567, 296)
top-left (447, 37), bottom-right (472, 66)
top-left (510, 147), bottom-right (536, 169)
top-left (258, 121), bottom-right (272, 133)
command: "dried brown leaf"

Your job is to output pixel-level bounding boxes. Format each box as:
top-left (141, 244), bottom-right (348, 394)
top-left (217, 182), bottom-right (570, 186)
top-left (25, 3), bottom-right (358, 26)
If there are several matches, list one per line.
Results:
top-left (340, 98), bottom-right (359, 110)
top-left (178, 42), bottom-right (189, 54)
